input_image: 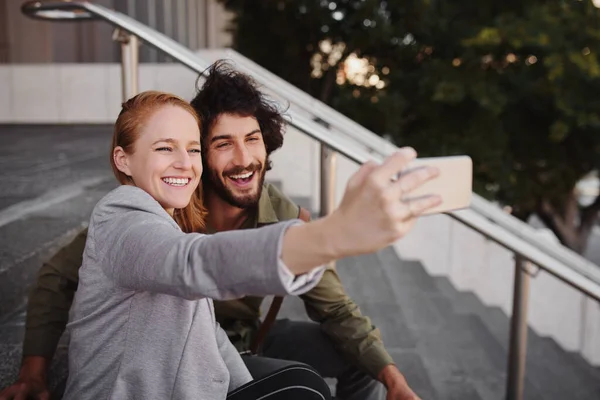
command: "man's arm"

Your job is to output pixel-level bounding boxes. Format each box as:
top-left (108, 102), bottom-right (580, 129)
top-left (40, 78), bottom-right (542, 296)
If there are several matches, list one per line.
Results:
top-left (266, 180), bottom-right (421, 398)
top-left (23, 228), bottom-right (86, 359)
top-left (299, 267), bottom-right (394, 378)
top-left (0, 228), bottom-right (86, 399)
top-left (268, 184), bottom-right (402, 379)
top-left (300, 268), bottom-right (420, 399)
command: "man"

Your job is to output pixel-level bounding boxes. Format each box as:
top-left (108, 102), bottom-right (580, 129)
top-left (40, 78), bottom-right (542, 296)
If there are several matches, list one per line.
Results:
top-left (0, 61), bottom-right (419, 400)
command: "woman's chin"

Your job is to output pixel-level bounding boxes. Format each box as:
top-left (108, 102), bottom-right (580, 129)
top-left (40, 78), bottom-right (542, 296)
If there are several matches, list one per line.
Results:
top-left (173, 202), bottom-right (191, 210)
top-left (160, 199), bottom-right (191, 212)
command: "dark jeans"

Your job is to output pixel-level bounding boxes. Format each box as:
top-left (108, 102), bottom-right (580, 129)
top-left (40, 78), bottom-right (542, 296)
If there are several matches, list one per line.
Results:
top-left (259, 320), bottom-right (386, 400)
top-left (227, 363), bottom-right (330, 400)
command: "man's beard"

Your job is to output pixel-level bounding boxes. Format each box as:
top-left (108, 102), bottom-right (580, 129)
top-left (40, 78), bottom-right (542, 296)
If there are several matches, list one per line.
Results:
top-left (205, 160), bottom-right (266, 209)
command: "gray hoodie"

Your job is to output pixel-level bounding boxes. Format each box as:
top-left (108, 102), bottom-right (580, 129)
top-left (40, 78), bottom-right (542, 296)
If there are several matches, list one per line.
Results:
top-left (63, 185), bottom-right (324, 400)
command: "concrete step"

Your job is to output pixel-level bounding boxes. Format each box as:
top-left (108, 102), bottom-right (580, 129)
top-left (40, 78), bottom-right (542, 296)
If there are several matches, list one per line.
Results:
top-left (433, 276), bottom-right (600, 400)
top-left (547, 338), bottom-right (600, 391)
top-left (0, 176), bottom-right (113, 393)
top-left (0, 125), bottom-right (114, 392)
top-left (0, 178), bottom-right (116, 318)
top-left (0, 307), bottom-right (69, 394)
top-left (464, 313), bottom-right (545, 400)
top-left (377, 255), bottom-right (503, 400)
top-left (0, 309), bottom-right (26, 389)
top-left (536, 337), bottom-right (600, 399)
top-left (0, 124), bottom-right (114, 318)
top-left (0, 124), bottom-right (113, 211)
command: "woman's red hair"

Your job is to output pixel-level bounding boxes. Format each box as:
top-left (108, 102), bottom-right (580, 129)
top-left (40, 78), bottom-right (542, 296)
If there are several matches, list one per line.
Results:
top-left (111, 90), bottom-right (207, 233)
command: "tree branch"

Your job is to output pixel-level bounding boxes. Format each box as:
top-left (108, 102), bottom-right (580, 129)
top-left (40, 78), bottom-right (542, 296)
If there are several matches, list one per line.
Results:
top-left (579, 193), bottom-right (600, 236)
top-left (319, 67), bottom-right (337, 104)
top-left (564, 192), bottom-right (578, 227)
top-left (540, 199), bottom-right (568, 234)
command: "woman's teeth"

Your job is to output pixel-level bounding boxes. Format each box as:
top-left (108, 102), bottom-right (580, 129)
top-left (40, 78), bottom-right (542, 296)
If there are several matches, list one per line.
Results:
top-left (162, 177), bottom-right (190, 186)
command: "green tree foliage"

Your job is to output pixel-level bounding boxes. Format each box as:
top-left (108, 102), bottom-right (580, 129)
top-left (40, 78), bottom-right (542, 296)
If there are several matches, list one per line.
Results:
top-left (220, 0), bottom-right (600, 253)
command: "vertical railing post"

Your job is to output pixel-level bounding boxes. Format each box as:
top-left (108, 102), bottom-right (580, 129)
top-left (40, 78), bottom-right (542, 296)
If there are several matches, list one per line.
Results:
top-left (506, 255), bottom-right (531, 400)
top-left (319, 145), bottom-right (337, 218)
top-left (113, 29), bottom-right (140, 102)
top-left (320, 144), bottom-right (337, 268)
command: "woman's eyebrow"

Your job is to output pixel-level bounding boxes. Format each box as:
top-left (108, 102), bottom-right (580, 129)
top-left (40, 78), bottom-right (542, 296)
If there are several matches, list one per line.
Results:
top-left (152, 138), bottom-right (176, 145)
top-left (152, 138), bottom-right (200, 146)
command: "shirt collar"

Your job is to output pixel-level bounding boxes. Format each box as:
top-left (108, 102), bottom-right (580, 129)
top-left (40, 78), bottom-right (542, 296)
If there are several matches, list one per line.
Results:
top-left (253, 184), bottom-right (280, 226)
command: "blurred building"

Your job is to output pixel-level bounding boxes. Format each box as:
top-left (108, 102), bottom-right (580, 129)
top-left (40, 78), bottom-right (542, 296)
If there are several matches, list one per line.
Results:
top-left (0, 0), bottom-right (232, 123)
top-left (0, 0), bottom-right (232, 64)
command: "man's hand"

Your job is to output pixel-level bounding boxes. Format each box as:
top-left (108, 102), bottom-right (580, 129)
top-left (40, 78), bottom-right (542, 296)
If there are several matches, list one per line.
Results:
top-left (378, 364), bottom-right (422, 400)
top-left (0, 356), bottom-right (49, 400)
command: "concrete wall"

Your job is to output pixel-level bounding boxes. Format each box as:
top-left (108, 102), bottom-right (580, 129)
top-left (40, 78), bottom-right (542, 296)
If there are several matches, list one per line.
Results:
top-left (0, 64), bottom-right (198, 123)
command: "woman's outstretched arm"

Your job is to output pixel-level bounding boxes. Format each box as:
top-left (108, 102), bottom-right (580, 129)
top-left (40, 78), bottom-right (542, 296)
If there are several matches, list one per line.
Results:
top-left (281, 148), bottom-right (440, 274)
top-left (91, 186), bottom-right (314, 301)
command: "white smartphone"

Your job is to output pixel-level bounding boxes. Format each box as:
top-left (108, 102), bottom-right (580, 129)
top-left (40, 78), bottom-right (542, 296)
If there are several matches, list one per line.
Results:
top-left (399, 155), bottom-right (473, 215)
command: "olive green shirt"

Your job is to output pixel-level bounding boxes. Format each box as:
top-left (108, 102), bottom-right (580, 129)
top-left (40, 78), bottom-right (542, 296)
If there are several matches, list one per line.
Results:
top-left (23, 183), bottom-right (394, 378)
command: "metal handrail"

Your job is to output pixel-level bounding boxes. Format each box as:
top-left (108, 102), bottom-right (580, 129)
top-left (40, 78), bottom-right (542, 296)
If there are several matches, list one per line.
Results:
top-left (21, 3), bottom-right (600, 399)
top-left (209, 49), bottom-right (600, 286)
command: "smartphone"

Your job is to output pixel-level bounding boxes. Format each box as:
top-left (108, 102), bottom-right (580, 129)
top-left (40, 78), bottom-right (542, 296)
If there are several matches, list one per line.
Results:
top-left (399, 155), bottom-right (473, 215)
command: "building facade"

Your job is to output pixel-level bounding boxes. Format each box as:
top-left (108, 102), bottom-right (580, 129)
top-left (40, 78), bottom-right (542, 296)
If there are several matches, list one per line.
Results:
top-left (0, 0), bottom-right (232, 64)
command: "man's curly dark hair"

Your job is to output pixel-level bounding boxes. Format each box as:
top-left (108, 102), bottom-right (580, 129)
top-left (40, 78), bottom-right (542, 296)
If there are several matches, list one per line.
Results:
top-left (190, 60), bottom-right (286, 171)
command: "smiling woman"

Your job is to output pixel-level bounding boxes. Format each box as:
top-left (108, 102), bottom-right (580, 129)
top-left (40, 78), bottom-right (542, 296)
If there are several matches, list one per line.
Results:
top-left (110, 91), bottom-right (207, 233)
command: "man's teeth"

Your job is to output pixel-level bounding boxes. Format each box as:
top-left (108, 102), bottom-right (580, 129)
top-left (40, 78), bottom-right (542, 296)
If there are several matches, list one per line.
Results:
top-left (162, 177), bottom-right (189, 186)
top-left (230, 172), bottom-right (253, 179)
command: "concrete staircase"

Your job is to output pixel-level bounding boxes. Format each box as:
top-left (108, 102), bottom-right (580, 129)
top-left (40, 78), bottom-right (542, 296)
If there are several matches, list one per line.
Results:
top-left (1, 125), bottom-right (600, 399)
top-left (0, 124), bottom-right (115, 395)
top-left (0, 124), bottom-right (115, 318)
top-left (278, 250), bottom-right (600, 400)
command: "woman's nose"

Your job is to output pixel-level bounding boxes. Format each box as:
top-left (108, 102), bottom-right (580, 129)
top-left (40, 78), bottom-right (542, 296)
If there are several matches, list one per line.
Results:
top-left (173, 150), bottom-right (192, 170)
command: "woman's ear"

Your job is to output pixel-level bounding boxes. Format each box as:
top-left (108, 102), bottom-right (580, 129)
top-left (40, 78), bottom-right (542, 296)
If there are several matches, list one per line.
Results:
top-left (113, 146), bottom-right (132, 177)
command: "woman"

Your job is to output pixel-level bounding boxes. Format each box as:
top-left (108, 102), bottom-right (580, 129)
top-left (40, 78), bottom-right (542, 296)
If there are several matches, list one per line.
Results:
top-left (62, 91), bottom-right (440, 400)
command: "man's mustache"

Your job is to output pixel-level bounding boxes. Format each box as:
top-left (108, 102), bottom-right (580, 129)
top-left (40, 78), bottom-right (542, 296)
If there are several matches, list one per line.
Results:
top-left (223, 162), bottom-right (263, 177)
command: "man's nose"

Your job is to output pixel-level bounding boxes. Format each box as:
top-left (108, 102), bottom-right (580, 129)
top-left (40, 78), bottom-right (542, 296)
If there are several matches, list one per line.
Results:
top-left (232, 143), bottom-right (253, 167)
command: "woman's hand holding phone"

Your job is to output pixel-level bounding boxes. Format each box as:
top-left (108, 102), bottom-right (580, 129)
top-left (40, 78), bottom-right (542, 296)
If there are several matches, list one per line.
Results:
top-left (326, 147), bottom-right (442, 257)
top-left (282, 147), bottom-right (474, 275)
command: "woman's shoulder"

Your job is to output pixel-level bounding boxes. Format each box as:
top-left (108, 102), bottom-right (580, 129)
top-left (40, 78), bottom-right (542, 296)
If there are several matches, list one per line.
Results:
top-left (93, 185), bottom-right (173, 224)
top-left (97, 184), bottom-right (157, 209)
